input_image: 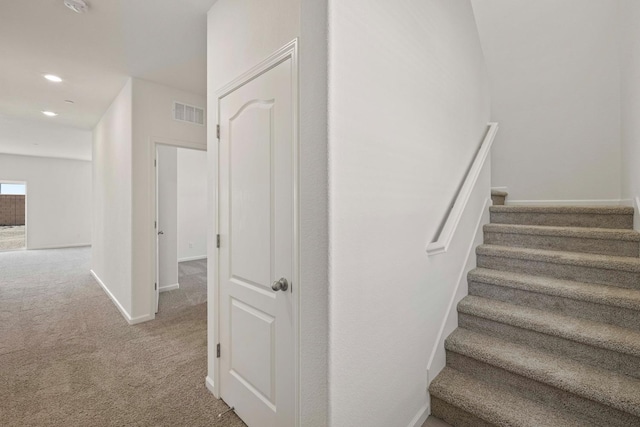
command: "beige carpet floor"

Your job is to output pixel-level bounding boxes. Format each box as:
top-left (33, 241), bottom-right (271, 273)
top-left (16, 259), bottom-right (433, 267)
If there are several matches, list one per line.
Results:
top-left (0, 225), bottom-right (25, 251)
top-left (0, 247), bottom-right (245, 427)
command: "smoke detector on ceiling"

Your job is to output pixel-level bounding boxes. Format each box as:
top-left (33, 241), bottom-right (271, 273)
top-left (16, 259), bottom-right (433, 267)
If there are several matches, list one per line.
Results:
top-left (64, 0), bottom-right (89, 14)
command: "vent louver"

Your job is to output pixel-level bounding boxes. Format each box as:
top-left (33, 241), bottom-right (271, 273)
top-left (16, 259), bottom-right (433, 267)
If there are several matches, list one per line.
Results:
top-left (173, 101), bottom-right (205, 126)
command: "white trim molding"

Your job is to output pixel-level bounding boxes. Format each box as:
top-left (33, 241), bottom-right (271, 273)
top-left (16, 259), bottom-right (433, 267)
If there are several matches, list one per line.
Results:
top-left (205, 376), bottom-right (216, 396)
top-left (506, 199), bottom-right (624, 207)
top-left (178, 255), bottom-right (207, 263)
top-left (90, 270), bottom-right (154, 325)
top-left (427, 122), bottom-right (499, 255)
top-left (407, 401), bottom-right (430, 427)
top-left (159, 283), bottom-right (180, 293)
top-left (30, 243), bottom-right (91, 250)
top-left (426, 197), bottom-right (491, 379)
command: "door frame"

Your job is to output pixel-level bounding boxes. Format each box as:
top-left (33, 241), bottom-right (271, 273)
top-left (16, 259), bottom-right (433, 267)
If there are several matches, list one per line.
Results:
top-left (212, 39), bottom-right (300, 425)
top-left (149, 136), bottom-right (206, 318)
top-left (0, 180), bottom-right (28, 251)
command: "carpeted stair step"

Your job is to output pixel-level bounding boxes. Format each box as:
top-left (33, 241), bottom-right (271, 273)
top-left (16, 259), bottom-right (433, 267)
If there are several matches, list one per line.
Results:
top-left (429, 367), bottom-right (594, 427)
top-left (467, 268), bottom-right (640, 330)
top-left (445, 328), bottom-right (640, 427)
top-left (490, 205), bottom-right (634, 229)
top-left (483, 224), bottom-right (640, 257)
top-left (490, 190), bottom-right (508, 206)
top-left (457, 295), bottom-right (640, 378)
top-left (476, 244), bottom-right (640, 289)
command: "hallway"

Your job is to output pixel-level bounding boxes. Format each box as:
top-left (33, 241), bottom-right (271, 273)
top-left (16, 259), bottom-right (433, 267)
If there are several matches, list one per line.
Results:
top-left (0, 247), bottom-right (244, 426)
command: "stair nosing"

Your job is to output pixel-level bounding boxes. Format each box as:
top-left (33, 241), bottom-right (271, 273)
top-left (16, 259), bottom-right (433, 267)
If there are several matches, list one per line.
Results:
top-left (445, 328), bottom-right (640, 417)
top-left (430, 367), bottom-right (594, 427)
top-left (458, 295), bottom-right (640, 357)
top-left (477, 244), bottom-right (640, 273)
top-left (468, 268), bottom-right (640, 311)
top-left (489, 205), bottom-right (634, 214)
top-left (483, 223), bottom-right (640, 241)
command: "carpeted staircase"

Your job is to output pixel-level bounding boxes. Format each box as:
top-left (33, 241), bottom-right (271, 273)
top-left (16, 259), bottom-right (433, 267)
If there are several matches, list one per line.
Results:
top-left (429, 203), bottom-right (640, 426)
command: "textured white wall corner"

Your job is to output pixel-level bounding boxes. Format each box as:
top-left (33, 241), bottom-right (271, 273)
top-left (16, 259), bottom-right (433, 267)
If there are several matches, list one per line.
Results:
top-left (92, 79), bottom-right (133, 316)
top-left (328, 1), bottom-right (490, 426)
top-left (620, 1), bottom-right (640, 223)
top-left (0, 154), bottom-right (91, 250)
top-left (473, 0), bottom-right (622, 202)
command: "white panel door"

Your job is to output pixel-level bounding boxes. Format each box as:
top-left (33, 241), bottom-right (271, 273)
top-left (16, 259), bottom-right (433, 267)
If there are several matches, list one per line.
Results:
top-left (218, 56), bottom-right (295, 427)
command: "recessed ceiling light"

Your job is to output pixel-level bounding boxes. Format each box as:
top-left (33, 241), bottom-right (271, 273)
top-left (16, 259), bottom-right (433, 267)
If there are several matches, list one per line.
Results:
top-left (42, 111), bottom-right (58, 117)
top-left (64, 0), bottom-right (89, 14)
top-left (44, 74), bottom-right (63, 83)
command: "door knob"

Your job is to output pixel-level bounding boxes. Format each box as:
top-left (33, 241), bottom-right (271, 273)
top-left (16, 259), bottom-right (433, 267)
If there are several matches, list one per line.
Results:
top-left (158, 231), bottom-right (164, 235)
top-left (271, 278), bottom-right (289, 292)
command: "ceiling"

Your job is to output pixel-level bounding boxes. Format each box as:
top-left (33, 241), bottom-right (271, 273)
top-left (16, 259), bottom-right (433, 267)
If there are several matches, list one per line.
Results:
top-left (0, 0), bottom-right (216, 144)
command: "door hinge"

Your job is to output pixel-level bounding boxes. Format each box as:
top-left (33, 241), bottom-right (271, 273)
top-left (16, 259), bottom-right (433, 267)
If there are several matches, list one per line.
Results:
top-left (154, 221), bottom-right (157, 229)
top-left (216, 124), bottom-right (220, 140)
top-left (154, 282), bottom-right (157, 290)
top-left (216, 343), bottom-right (221, 358)
top-left (154, 159), bottom-right (157, 167)
top-left (216, 234), bottom-right (220, 248)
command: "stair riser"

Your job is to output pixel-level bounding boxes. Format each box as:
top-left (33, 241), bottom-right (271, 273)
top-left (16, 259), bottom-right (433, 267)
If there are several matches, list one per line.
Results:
top-left (491, 195), bottom-right (506, 206)
top-left (477, 254), bottom-right (640, 289)
top-left (468, 281), bottom-right (640, 331)
top-left (430, 397), bottom-right (494, 427)
top-left (490, 212), bottom-right (634, 229)
top-left (483, 231), bottom-right (640, 257)
top-left (458, 313), bottom-right (640, 379)
top-left (446, 351), bottom-right (639, 427)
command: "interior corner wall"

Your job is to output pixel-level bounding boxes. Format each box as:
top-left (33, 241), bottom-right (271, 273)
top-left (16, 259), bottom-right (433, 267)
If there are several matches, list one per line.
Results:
top-left (472, 0), bottom-right (622, 203)
top-left (177, 148), bottom-right (207, 261)
top-left (130, 78), bottom-right (206, 320)
top-left (92, 78), bottom-right (133, 316)
top-left (619, 0), bottom-right (640, 228)
top-left (327, 1), bottom-right (490, 426)
top-left (0, 154), bottom-right (91, 249)
top-left (207, 1), bottom-right (329, 425)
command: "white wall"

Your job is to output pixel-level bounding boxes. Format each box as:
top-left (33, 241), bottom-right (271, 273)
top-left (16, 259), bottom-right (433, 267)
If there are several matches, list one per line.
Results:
top-left (472, 0), bottom-right (622, 203)
top-left (130, 78), bottom-right (206, 319)
top-left (0, 153), bottom-right (91, 249)
top-left (328, 1), bottom-right (490, 426)
top-left (177, 148), bottom-right (207, 261)
top-left (619, 0), bottom-right (640, 229)
top-left (207, 1), bottom-right (329, 424)
top-left (92, 79), bottom-right (133, 316)
top-left (158, 145), bottom-right (178, 289)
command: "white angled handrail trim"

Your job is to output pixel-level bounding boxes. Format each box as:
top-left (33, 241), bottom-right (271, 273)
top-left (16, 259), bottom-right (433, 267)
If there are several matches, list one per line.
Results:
top-left (426, 122), bottom-right (499, 256)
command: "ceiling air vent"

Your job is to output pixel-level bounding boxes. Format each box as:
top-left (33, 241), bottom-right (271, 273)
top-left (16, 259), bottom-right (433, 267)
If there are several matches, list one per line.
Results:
top-left (173, 101), bottom-right (205, 126)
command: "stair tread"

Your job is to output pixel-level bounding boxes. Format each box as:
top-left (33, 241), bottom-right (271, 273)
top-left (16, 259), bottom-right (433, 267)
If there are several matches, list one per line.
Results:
top-left (445, 328), bottom-right (640, 417)
top-left (484, 223), bottom-right (640, 241)
top-left (490, 205), bottom-right (634, 214)
top-left (477, 244), bottom-right (640, 272)
top-left (458, 295), bottom-right (640, 357)
top-left (468, 268), bottom-right (640, 311)
top-left (430, 367), bottom-right (596, 427)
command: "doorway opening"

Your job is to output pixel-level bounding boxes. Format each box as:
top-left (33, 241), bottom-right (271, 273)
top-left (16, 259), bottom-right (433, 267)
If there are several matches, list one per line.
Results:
top-left (153, 142), bottom-right (207, 314)
top-left (0, 181), bottom-right (27, 251)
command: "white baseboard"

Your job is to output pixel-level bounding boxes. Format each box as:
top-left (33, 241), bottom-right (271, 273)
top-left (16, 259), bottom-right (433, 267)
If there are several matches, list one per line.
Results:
top-left (506, 199), bottom-right (624, 207)
top-left (159, 283), bottom-right (180, 293)
top-left (178, 255), bottom-right (207, 262)
top-left (407, 401), bottom-right (430, 427)
top-left (205, 376), bottom-right (216, 396)
top-left (90, 269), bottom-right (154, 325)
top-left (427, 197), bottom-right (491, 382)
top-left (30, 243), bottom-right (91, 250)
